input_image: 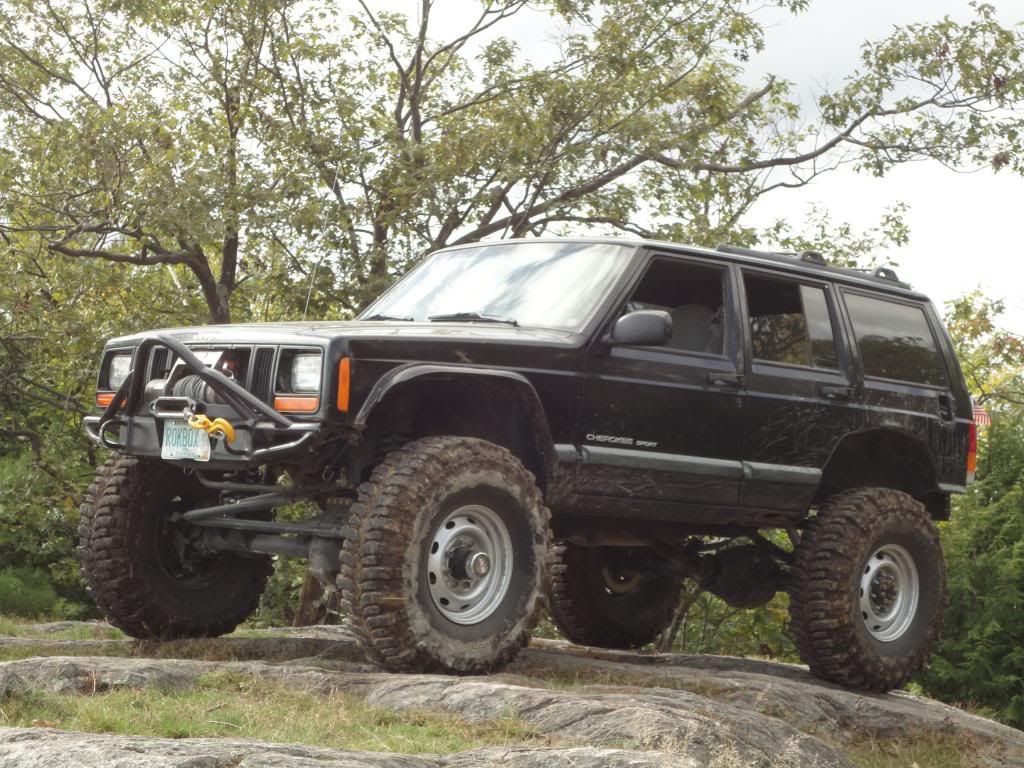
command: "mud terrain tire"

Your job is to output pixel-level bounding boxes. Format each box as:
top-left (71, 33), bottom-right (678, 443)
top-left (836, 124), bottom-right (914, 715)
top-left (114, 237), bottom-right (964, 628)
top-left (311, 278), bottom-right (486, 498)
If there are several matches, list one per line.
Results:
top-left (338, 436), bottom-right (549, 673)
top-left (548, 543), bottom-right (680, 649)
top-left (789, 487), bottom-right (946, 692)
top-left (78, 456), bottom-right (272, 639)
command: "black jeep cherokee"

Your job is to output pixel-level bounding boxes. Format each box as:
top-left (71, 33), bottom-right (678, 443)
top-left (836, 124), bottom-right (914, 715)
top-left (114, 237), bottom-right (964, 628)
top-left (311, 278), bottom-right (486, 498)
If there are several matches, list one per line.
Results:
top-left (81, 237), bottom-right (974, 692)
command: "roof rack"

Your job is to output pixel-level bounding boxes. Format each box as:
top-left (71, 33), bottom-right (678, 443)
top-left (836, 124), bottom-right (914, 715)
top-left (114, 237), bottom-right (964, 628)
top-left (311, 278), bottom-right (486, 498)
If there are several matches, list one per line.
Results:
top-left (871, 266), bottom-right (900, 282)
top-left (716, 244), bottom-right (781, 259)
top-left (715, 244), bottom-right (904, 286)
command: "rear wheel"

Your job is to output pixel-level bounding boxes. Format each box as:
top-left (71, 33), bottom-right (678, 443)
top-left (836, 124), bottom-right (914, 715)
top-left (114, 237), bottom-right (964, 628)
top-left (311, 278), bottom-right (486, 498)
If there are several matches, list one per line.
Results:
top-left (548, 543), bottom-right (680, 649)
top-left (338, 436), bottom-right (549, 673)
top-left (788, 487), bottom-right (946, 692)
top-left (78, 456), bottom-right (273, 639)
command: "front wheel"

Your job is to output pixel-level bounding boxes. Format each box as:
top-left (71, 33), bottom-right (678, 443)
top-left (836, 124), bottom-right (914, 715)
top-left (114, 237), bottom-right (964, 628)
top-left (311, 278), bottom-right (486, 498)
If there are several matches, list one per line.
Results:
top-left (77, 456), bottom-right (273, 639)
top-left (788, 487), bottom-right (946, 692)
top-left (338, 436), bottom-right (549, 673)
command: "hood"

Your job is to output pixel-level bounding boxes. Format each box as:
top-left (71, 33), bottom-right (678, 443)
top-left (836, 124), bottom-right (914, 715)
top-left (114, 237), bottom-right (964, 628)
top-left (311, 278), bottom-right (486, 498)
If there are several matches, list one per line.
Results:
top-left (107, 320), bottom-right (582, 348)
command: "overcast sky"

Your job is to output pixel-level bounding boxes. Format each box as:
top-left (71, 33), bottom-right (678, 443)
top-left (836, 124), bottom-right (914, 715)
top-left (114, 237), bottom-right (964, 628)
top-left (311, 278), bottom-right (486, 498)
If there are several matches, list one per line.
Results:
top-left (415, 0), bottom-right (1024, 333)
top-left (741, 0), bottom-right (1024, 335)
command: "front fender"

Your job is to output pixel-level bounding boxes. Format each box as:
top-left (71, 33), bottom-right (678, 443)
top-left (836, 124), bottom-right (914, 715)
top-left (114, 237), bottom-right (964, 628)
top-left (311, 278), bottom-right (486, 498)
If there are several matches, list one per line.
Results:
top-left (354, 363), bottom-right (558, 489)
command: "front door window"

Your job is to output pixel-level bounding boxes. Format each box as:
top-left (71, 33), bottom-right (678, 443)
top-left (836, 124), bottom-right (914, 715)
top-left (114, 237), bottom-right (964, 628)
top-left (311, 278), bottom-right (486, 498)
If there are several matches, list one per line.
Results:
top-left (624, 258), bottom-right (727, 356)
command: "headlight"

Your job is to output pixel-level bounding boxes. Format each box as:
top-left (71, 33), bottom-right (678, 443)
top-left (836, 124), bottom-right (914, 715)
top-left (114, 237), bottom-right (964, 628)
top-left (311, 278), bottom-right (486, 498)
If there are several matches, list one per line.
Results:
top-left (107, 354), bottom-right (132, 390)
top-left (291, 354), bottom-right (323, 393)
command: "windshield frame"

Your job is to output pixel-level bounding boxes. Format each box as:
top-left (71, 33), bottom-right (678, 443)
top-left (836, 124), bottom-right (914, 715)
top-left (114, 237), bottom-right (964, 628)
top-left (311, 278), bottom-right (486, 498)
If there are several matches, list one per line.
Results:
top-left (358, 239), bottom-right (643, 336)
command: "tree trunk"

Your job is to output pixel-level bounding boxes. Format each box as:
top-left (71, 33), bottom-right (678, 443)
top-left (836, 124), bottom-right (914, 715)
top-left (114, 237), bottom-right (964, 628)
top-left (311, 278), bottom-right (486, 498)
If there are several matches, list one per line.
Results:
top-left (188, 251), bottom-right (232, 324)
top-left (292, 573), bottom-right (324, 627)
top-left (657, 585), bottom-right (702, 653)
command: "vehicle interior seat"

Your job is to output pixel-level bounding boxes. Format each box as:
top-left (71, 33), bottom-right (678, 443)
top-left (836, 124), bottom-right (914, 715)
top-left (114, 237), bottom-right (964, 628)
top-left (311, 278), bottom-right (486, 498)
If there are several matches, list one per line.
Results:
top-left (669, 304), bottom-right (722, 354)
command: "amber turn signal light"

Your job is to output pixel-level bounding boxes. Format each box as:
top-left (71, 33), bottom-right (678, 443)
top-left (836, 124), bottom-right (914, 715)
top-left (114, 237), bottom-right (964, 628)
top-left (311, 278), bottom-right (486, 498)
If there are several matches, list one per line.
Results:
top-left (337, 357), bottom-right (351, 412)
top-left (274, 395), bottom-right (320, 413)
top-left (95, 393), bottom-right (115, 408)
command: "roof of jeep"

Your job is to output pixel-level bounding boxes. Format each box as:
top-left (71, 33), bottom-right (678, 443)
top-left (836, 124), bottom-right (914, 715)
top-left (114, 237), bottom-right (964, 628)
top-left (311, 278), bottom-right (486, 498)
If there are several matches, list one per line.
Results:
top-left (437, 237), bottom-right (929, 300)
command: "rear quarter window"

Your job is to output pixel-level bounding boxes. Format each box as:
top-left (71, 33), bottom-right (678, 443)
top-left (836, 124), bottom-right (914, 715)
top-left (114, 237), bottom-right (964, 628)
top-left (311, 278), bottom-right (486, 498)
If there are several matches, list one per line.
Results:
top-left (843, 292), bottom-right (947, 386)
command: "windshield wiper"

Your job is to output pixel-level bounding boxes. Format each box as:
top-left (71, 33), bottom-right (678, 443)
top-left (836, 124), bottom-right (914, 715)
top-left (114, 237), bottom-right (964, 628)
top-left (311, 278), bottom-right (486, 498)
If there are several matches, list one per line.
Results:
top-left (428, 312), bottom-right (518, 327)
top-left (363, 313), bottom-right (414, 321)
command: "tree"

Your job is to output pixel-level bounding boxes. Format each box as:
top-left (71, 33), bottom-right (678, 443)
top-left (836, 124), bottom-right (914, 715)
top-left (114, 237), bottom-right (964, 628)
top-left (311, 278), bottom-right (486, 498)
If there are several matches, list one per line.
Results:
top-left (945, 291), bottom-right (1024, 408)
top-left (264, 0), bottom-right (1024, 306)
top-left (1, 0), bottom-right (1023, 320)
top-left (916, 294), bottom-right (1024, 724)
top-left (0, 0), bottom-right (292, 323)
top-left (921, 408), bottom-right (1024, 725)
top-left (0, 231), bottom-right (193, 614)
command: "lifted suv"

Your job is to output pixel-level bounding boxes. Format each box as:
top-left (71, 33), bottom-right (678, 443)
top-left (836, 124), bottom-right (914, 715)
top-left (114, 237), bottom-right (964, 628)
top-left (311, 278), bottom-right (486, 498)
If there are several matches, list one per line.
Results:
top-left (80, 238), bottom-right (974, 691)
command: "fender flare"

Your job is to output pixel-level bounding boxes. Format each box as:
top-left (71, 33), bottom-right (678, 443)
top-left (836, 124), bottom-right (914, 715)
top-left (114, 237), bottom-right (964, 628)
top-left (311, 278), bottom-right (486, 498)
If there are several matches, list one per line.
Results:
top-left (354, 363), bottom-right (558, 489)
top-left (817, 426), bottom-right (941, 501)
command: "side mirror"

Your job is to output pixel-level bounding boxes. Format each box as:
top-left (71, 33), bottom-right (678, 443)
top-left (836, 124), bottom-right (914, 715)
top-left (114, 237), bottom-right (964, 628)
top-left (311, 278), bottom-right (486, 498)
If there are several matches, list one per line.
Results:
top-left (606, 310), bottom-right (672, 347)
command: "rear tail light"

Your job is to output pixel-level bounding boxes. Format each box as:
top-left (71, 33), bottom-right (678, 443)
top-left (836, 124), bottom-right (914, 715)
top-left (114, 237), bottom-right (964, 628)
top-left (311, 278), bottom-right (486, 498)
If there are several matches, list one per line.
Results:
top-left (966, 420), bottom-right (978, 483)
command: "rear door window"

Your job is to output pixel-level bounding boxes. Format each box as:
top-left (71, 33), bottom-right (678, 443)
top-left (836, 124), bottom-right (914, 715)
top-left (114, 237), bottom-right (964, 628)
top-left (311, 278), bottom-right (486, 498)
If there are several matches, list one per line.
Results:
top-left (843, 293), bottom-right (947, 386)
top-left (743, 273), bottom-right (839, 369)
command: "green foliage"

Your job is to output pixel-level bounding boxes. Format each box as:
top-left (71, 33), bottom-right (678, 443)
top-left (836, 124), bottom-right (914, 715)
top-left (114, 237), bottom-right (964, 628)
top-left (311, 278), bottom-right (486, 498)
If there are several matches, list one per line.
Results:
top-left (0, 452), bottom-right (90, 607)
top-left (920, 410), bottom-right (1024, 725)
top-left (945, 291), bottom-right (1024, 408)
top-left (247, 556), bottom-right (309, 628)
top-left (0, 567), bottom-right (59, 618)
top-left (1, 1), bottom-right (1022, 318)
top-left (0, 243), bottom-right (193, 619)
top-left (916, 295), bottom-right (1024, 724)
top-left (759, 203), bottom-right (909, 268)
top-left (673, 593), bottom-right (797, 661)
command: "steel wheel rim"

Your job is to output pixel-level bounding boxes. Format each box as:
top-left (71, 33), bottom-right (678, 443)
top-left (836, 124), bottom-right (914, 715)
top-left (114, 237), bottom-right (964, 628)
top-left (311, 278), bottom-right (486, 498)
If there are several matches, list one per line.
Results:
top-left (426, 504), bottom-right (514, 625)
top-left (859, 543), bottom-right (919, 642)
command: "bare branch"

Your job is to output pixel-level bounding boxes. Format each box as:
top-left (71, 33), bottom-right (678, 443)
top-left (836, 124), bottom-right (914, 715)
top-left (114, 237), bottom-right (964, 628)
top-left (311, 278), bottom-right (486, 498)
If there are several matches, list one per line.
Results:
top-left (453, 155), bottom-right (648, 244)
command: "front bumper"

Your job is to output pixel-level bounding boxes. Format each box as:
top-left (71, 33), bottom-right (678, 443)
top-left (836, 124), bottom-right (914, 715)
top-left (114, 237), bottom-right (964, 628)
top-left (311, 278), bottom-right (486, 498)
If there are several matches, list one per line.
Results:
top-left (84, 334), bottom-right (324, 466)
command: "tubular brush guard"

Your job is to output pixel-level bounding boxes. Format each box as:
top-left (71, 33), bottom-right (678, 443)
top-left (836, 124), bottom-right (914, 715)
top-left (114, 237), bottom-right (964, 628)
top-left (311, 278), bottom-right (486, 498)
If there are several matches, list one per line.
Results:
top-left (84, 334), bottom-right (320, 460)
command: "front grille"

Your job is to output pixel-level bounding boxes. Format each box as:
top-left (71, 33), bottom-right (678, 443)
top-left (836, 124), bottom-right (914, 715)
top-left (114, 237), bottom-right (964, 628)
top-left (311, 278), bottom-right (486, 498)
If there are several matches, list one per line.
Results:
top-left (144, 344), bottom-right (274, 405)
top-left (149, 347), bottom-right (171, 379)
top-left (251, 347), bottom-right (276, 404)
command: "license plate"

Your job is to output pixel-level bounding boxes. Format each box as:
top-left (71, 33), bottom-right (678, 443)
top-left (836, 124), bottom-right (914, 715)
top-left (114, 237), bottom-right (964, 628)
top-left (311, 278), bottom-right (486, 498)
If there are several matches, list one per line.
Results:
top-left (161, 421), bottom-right (211, 462)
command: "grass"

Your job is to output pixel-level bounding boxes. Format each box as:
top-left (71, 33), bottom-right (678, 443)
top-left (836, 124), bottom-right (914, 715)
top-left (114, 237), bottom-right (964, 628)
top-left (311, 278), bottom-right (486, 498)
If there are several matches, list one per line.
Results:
top-left (0, 619), bottom-right (1013, 766)
top-left (0, 644), bottom-right (133, 663)
top-left (844, 732), bottom-right (993, 768)
top-left (0, 619), bottom-right (358, 664)
top-left (514, 656), bottom-right (1011, 768)
top-left (0, 617), bottom-right (123, 641)
top-left (0, 669), bottom-right (553, 754)
top-left (510, 655), bottom-right (731, 697)
top-left (0, 638), bottom-right (359, 664)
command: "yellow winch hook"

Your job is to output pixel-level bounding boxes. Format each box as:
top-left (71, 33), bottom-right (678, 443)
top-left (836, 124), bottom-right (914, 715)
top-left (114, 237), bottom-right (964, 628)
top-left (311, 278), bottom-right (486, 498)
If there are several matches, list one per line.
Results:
top-left (188, 414), bottom-right (237, 444)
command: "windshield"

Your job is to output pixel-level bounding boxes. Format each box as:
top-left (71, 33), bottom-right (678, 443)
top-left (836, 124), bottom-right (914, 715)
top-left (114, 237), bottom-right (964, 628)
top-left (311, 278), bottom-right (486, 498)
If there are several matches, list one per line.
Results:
top-left (360, 241), bottom-right (635, 331)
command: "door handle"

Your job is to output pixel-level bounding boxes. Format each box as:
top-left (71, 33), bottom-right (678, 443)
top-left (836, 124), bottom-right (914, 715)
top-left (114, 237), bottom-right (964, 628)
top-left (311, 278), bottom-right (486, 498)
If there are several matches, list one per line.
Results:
top-left (707, 372), bottom-right (744, 388)
top-left (819, 384), bottom-right (855, 401)
top-left (937, 393), bottom-right (955, 423)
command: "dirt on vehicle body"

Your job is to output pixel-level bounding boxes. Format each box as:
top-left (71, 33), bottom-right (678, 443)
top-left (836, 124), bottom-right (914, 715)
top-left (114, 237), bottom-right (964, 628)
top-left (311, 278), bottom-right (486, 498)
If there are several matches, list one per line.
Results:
top-left (80, 237), bottom-right (975, 692)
